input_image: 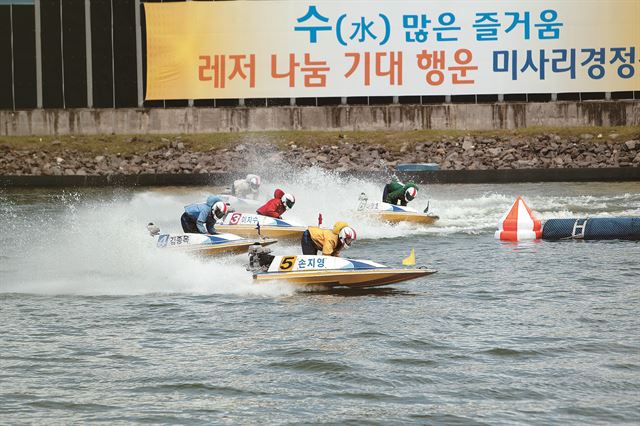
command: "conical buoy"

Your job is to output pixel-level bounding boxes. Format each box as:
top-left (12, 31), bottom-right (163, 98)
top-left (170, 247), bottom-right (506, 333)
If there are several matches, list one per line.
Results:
top-left (494, 196), bottom-right (542, 241)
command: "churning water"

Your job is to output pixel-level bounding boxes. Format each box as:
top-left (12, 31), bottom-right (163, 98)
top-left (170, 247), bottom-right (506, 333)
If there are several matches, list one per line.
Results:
top-left (1, 171), bottom-right (639, 424)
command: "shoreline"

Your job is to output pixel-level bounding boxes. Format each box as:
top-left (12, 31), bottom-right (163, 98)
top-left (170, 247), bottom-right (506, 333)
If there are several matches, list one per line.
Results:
top-left (1, 128), bottom-right (638, 186)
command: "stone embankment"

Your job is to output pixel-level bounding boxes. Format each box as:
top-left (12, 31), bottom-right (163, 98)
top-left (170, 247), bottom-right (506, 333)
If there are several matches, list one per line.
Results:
top-left (0, 133), bottom-right (638, 176)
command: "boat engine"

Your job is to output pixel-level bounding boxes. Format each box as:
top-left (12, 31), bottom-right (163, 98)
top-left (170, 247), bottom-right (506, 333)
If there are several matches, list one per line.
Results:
top-left (247, 245), bottom-right (275, 272)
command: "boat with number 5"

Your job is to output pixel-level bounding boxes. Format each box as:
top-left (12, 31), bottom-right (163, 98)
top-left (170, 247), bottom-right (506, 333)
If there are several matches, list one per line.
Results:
top-left (247, 247), bottom-right (436, 289)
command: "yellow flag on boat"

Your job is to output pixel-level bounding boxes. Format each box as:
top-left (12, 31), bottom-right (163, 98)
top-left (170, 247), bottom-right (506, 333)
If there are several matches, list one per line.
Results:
top-left (402, 249), bottom-right (416, 266)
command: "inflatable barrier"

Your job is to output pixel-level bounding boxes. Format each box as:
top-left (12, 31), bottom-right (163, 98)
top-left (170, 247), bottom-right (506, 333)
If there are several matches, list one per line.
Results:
top-left (496, 197), bottom-right (640, 242)
top-left (542, 217), bottom-right (640, 241)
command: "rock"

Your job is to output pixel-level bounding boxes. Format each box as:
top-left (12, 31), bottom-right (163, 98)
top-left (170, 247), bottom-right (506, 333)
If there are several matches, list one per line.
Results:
top-left (609, 133), bottom-right (620, 139)
top-left (64, 169), bottom-right (75, 176)
top-left (580, 133), bottom-right (594, 140)
top-left (479, 138), bottom-right (497, 145)
top-left (516, 159), bottom-right (535, 167)
top-left (176, 142), bottom-right (185, 150)
top-left (56, 157), bottom-right (64, 164)
top-left (624, 140), bottom-right (637, 151)
top-left (462, 139), bottom-right (474, 150)
top-left (95, 155), bottom-right (105, 163)
top-left (51, 140), bottom-right (61, 146)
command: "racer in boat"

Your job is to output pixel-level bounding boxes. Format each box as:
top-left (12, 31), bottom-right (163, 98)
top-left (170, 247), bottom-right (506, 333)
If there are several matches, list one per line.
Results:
top-left (231, 174), bottom-right (261, 199)
top-left (382, 179), bottom-right (418, 206)
top-left (181, 195), bottom-right (228, 234)
top-left (300, 221), bottom-right (356, 257)
top-left (256, 189), bottom-right (295, 218)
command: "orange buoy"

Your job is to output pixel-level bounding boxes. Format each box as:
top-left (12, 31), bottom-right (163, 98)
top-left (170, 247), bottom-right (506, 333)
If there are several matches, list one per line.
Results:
top-left (495, 196), bottom-right (542, 241)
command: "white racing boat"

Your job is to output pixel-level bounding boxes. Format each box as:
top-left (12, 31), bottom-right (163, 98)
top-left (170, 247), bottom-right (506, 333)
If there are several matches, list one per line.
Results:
top-left (216, 212), bottom-right (307, 240)
top-left (219, 194), bottom-right (262, 212)
top-left (356, 193), bottom-right (439, 225)
top-left (247, 246), bottom-right (436, 289)
top-left (148, 224), bottom-right (276, 257)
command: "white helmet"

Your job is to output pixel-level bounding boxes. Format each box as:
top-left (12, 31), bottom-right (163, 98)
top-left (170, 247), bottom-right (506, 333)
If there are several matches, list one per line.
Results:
top-left (405, 186), bottom-right (418, 201)
top-left (248, 175), bottom-right (261, 190)
top-left (281, 193), bottom-right (295, 209)
top-left (339, 226), bottom-right (357, 248)
top-left (212, 201), bottom-right (228, 219)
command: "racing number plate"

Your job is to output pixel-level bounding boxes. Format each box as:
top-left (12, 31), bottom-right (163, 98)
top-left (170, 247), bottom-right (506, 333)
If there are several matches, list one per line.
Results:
top-left (279, 256), bottom-right (297, 272)
top-left (228, 212), bottom-right (242, 225)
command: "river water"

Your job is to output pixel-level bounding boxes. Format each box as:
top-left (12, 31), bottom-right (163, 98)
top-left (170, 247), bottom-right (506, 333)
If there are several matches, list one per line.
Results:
top-left (1, 170), bottom-right (639, 424)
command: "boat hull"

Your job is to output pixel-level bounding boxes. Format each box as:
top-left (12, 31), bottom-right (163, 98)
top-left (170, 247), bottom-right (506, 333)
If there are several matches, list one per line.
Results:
top-left (254, 268), bottom-right (436, 288)
top-left (216, 225), bottom-right (307, 239)
top-left (377, 212), bottom-right (439, 224)
top-left (158, 234), bottom-right (277, 258)
top-left (175, 240), bottom-right (274, 257)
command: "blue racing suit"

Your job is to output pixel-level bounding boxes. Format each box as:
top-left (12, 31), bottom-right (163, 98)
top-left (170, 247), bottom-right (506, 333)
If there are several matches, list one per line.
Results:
top-left (183, 195), bottom-right (222, 234)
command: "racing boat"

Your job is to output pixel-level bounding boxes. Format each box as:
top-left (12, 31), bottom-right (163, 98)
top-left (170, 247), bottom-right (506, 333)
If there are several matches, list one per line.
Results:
top-left (247, 246), bottom-right (436, 289)
top-left (149, 224), bottom-right (276, 257)
top-left (216, 212), bottom-right (307, 239)
top-left (219, 194), bottom-right (262, 212)
top-left (356, 193), bottom-right (439, 225)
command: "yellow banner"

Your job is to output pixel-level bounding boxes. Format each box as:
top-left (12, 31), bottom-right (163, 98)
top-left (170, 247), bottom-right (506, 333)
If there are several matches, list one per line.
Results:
top-left (145, 0), bottom-right (640, 100)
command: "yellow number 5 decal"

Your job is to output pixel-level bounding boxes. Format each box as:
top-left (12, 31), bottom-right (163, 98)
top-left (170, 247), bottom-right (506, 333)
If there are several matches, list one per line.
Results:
top-left (279, 256), bottom-right (297, 271)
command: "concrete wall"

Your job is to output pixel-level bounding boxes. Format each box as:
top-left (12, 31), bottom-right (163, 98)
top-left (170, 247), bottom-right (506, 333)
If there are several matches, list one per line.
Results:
top-left (1, 101), bottom-right (638, 136)
top-left (2, 167), bottom-right (639, 188)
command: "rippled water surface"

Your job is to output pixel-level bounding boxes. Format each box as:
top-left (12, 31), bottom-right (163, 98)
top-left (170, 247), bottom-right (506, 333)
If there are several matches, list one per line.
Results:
top-left (1, 173), bottom-right (639, 424)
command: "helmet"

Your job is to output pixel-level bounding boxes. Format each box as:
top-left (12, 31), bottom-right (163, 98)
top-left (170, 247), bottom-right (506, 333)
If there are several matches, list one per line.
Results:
top-left (339, 226), bottom-right (357, 248)
top-left (405, 187), bottom-right (418, 201)
top-left (212, 201), bottom-right (228, 219)
top-left (281, 193), bottom-right (295, 209)
top-left (248, 175), bottom-right (261, 190)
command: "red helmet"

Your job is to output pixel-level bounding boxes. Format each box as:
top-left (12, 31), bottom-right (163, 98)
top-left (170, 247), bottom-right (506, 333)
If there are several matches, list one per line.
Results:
top-left (212, 201), bottom-right (228, 219)
top-left (339, 227), bottom-right (357, 248)
top-left (405, 187), bottom-right (418, 201)
top-left (248, 175), bottom-right (261, 190)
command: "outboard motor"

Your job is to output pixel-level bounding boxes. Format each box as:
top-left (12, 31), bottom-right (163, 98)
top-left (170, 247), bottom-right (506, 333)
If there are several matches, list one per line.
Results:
top-left (247, 245), bottom-right (275, 272)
